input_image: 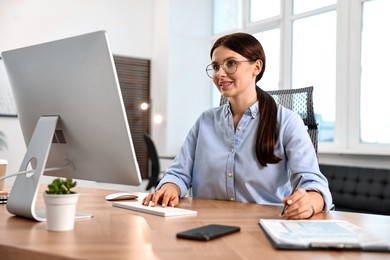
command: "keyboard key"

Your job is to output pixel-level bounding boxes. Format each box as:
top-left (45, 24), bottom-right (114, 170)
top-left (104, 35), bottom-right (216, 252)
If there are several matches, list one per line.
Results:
top-left (112, 201), bottom-right (198, 217)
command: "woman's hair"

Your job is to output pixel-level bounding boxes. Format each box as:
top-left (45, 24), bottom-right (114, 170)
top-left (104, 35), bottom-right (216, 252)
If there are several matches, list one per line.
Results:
top-left (210, 32), bottom-right (265, 82)
top-left (210, 32), bottom-right (282, 166)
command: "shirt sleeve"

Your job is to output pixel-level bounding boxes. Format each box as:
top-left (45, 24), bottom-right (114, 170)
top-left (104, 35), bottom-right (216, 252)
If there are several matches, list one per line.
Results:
top-left (156, 117), bottom-right (200, 197)
top-left (279, 107), bottom-right (334, 211)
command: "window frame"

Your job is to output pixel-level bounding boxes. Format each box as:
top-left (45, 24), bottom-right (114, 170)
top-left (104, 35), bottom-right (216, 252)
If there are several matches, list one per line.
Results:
top-left (211, 0), bottom-right (390, 156)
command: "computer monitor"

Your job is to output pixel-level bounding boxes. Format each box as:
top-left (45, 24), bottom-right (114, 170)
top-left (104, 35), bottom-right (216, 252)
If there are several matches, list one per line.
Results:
top-left (1, 31), bottom-right (142, 221)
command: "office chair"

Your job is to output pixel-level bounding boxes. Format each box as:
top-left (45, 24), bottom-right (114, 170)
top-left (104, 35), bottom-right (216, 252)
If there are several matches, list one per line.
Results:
top-left (144, 134), bottom-right (161, 190)
top-left (220, 86), bottom-right (318, 154)
top-left (143, 134), bottom-right (175, 191)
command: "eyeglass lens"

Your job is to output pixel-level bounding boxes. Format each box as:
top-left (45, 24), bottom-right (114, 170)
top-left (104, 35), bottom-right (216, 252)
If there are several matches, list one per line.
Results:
top-left (206, 60), bottom-right (238, 78)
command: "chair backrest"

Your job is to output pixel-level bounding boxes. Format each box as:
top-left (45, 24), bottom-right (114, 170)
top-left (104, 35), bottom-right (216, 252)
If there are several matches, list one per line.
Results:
top-left (219, 86), bottom-right (318, 154)
top-left (143, 134), bottom-right (160, 190)
top-left (267, 86), bottom-right (318, 154)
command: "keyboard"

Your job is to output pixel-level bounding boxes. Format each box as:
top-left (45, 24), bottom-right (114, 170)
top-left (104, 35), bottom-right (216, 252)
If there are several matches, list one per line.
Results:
top-left (112, 201), bottom-right (198, 217)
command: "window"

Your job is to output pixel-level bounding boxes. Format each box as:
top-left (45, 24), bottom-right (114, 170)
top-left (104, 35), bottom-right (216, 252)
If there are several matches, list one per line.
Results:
top-left (292, 11), bottom-right (337, 142)
top-left (293, 0), bottom-right (336, 14)
top-left (250, 0), bottom-right (280, 22)
top-left (211, 0), bottom-right (390, 155)
top-left (360, 0), bottom-right (390, 144)
top-left (212, 0), bottom-right (242, 35)
top-left (253, 29), bottom-right (280, 91)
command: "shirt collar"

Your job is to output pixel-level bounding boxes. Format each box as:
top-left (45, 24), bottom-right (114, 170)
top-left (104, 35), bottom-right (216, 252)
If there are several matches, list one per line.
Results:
top-left (224, 103), bottom-right (231, 116)
top-left (223, 101), bottom-right (259, 118)
top-left (248, 101), bottom-right (259, 118)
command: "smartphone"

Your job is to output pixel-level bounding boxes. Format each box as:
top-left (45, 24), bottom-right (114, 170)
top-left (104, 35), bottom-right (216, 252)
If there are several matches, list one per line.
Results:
top-left (176, 224), bottom-right (240, 241)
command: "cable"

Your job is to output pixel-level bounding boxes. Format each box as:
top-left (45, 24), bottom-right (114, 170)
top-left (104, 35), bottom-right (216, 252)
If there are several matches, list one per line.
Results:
top-left (0, 160), bottom-right (74, 181)
top-left (0, 170), bottom-right (35, 181)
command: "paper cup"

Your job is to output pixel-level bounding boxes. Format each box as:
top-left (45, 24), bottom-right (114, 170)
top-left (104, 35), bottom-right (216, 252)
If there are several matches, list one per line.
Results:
top-left (0, 159), bottom-right (8, 191)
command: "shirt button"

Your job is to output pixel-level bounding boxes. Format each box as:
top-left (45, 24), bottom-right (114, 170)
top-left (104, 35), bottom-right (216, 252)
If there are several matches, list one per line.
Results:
top-left (237, 126), bottom-right (241, 131)
top-left (228, 172), bottom-right (232, 177)
top-left (231, 149), bottom-right (234, 153)
top-left (253, 112), bottom-right (257, 117)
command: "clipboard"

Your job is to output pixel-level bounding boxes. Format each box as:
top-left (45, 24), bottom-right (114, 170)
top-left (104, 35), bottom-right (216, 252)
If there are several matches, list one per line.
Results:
top-left (259, 219), bottom-right (390, 252)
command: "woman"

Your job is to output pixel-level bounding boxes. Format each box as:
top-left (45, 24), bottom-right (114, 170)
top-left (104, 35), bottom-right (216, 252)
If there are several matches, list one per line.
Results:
top-left (143, 32), bottom-right (333, 219)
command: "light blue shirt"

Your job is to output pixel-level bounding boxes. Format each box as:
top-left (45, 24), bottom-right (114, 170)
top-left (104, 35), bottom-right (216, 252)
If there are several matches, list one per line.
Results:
top-left (157, 102), bottom-right (333, 211)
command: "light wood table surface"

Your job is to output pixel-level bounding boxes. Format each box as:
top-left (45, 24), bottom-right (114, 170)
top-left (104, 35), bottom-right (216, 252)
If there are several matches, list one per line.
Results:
top-left (0, 187), bottom-right (389, 260)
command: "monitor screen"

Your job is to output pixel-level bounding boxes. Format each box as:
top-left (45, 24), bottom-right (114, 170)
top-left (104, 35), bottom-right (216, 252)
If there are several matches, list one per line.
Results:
top-left (1, 31), bottom-right (142, 220)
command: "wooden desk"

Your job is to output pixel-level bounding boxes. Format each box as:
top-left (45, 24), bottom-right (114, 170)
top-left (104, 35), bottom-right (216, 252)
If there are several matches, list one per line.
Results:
top-left (1, 187), bottom-right (389, 260)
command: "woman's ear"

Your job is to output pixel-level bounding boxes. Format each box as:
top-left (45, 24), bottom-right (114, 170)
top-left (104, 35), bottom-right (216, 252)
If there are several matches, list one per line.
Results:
top-left (253, 59), bottom-right (263, 76)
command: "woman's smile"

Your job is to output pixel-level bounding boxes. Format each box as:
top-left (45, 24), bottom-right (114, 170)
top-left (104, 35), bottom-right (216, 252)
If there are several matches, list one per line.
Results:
top-left (219, 80), bottom-right (234, 91)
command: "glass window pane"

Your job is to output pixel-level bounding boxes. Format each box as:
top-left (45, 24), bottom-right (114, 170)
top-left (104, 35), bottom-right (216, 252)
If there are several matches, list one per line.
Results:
top-left (293, 0), bottom-right (336, 14)
top-left (250, 0), bottom-right (280, 22)
top-left (213, 0), bottom-right (242, 35)
top-left (253, 29), bottom-right (280, 91)
top-left (292, 11), bottom-right (336, 142)
top-left (360, 0), bottom-right (390, 144)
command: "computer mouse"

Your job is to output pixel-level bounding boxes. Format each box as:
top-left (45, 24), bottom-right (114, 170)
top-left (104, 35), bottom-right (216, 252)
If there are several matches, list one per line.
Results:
top-left (105, 192), bottom-right (138, 201)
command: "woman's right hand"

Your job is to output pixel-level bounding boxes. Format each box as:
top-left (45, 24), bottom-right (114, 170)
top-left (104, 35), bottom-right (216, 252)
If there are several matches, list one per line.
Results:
top-left (142, 183), bottom-right (181, 207)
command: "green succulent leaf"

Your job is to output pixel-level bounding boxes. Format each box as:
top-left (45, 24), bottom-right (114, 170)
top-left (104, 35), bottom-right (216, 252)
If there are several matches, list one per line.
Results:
top-left (46, 178), bottom-right (77, 194)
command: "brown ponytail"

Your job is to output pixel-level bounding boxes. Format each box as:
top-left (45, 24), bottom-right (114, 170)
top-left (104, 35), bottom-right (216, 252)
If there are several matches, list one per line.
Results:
top-left (255, 86), bottom-right (282, 166)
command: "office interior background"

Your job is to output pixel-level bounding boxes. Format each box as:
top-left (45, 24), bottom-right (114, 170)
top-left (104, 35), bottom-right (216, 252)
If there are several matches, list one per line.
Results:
top-left (0, 0), bottom-right (389, 189)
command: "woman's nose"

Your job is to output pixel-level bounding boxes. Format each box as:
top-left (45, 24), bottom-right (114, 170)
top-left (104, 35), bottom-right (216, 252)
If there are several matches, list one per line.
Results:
top-left (215, 66), bottom-right (227, 77)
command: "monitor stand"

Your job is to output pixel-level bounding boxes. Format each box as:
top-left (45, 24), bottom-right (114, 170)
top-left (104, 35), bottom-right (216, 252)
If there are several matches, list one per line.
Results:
top-left (6, 116), bottom-right (93, 221)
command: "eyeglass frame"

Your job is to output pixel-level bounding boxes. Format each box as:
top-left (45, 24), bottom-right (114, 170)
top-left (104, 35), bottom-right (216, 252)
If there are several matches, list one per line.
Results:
top-left (205, 59), bottom-right (258, 78)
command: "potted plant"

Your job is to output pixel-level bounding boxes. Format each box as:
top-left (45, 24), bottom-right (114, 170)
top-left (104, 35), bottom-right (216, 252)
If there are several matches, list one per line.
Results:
top-left (43, 178), bottom-right (79, 231)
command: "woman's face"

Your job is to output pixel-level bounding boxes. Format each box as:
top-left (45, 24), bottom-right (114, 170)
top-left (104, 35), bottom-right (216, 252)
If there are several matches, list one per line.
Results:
top-left (211, 46), bottom-right (262, 99)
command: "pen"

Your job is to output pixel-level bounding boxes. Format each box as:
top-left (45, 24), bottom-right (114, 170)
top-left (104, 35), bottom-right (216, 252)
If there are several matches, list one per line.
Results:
top-left (281, 174), bottom-right (304, 216)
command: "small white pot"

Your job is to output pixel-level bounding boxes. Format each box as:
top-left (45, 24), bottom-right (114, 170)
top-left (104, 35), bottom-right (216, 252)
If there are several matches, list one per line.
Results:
top-left (43, 193), bottom-right (79, 231)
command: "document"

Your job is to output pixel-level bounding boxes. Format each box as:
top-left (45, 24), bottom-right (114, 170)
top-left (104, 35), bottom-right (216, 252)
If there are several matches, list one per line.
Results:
top-left (259, 219), bottom-right (390, 251)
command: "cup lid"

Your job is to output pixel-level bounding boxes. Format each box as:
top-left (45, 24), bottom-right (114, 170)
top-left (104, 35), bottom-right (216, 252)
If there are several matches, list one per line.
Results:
top-left (0, 159), bottom-right (8, 164)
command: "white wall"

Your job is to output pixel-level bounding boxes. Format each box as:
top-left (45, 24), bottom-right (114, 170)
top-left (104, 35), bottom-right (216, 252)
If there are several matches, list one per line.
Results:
top-left (0, 0), bottom-right (153, 57)
top-left (0, 0), bottom-right (212, 190)
top-left (0, 0), bottom-right (153, 189)
top-left (0, 117), bottom-right (24, 188)
top-left (160, 0), bottom-right (211, 154)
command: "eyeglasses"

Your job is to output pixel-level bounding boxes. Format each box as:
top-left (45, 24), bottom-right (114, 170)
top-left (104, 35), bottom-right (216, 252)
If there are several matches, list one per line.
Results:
top-left (205, 59), bottom-right (255, 78)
